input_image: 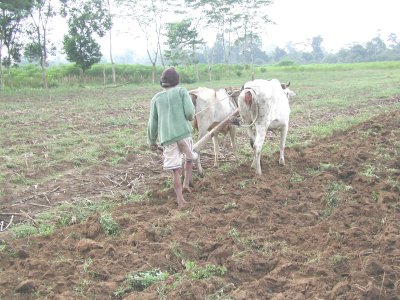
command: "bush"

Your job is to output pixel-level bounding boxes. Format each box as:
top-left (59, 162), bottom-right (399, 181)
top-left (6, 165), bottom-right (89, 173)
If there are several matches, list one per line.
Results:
top-left (179, 71), bottom-right (196, 84)
top-left (100, 213), bottom-right (120, 236)
top-left (276, 60), bottom-right (296, 66)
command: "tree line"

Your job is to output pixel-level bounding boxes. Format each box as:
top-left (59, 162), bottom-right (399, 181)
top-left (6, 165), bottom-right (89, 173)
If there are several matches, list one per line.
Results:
top-left (1, 0), bottom-right (399, 90)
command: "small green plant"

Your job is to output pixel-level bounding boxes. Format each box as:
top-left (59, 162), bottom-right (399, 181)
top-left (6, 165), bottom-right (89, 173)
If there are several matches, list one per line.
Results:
top-left (229, 227), bottom-right (240, 242)
top-left (38, 223), bottom-right (55, 236)
top-left (83, 257), bottom-right (93, 273)
top-left (289, 172), bottom-right (304, 183)
top-left (361, 164), bottom-right (379, 178)
top-left (73, 279), bottom-right (91, 294)
top-left (223, 202), bottom-right (239, 211)
top-left (330, 254), bottom-right (347, 265)
top-left (169, 242), bottom-right (185, 260)
top-left (162, 178), bottom-right (172, 189)
top-left (219, 162), bottom-right (233, 172)
top-left (172, 210), bottom-right (191, 220)
top-left (263, 240), bottom-right (289, 255)
top-left (371, 190), bottom-right (379, 202)
top-left (124, 193), bottom-right (144, 203)
top-left (11, 223), bottom-right (38, 238)
top-left (115, 269), bottom-right (169, 297)
top-left (100, 213), bottom-right (120, 236)
top-left (305, 167), bottom-right (321, 176)
top-left (322, 182), bottom-right (351, 217)
top-left (306, 251), bottom-right (322, 265)
top-left (185, 261), bottom-right (227, 280)
top-left (319, 162), bottom-right (334, 170)
top-left (238, 180), bottom-right (247, 189)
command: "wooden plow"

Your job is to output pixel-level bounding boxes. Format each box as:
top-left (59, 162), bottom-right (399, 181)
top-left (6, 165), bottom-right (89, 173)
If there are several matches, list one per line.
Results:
top-left (193, 108), bottom-right (239, 152)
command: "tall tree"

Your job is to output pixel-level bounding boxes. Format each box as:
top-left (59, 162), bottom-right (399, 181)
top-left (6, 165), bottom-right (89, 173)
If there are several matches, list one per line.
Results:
top-left (24, 0), bottom-right (57, 89)
top-left (0, 0), bottom-right (31, 89)
top-left (366, 36), bottom-right (387, 60)
top-left (117, 0), bottom-right (175, 84)
top-left (164, 18), bottom-right (203, 79)
top-left (62, 0), bottom-right (111, 81)
top-left (311, 35), bottom-right (324, 62)
top-left (234, 0), bottom-right (272, 79)
top-left (185, 0), bottom-right (240, 76)
top-left (273, 47), bottom-right (287, 62)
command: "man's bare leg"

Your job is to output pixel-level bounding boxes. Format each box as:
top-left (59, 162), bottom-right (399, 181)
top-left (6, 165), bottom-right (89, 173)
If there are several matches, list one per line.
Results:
top-left (172, 168), bottom-right (187, 208)
top-left (182, 160), bottom-right (193, 192)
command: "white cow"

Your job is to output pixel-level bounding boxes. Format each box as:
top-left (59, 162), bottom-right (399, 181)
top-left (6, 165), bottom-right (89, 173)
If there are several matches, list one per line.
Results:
top-left (237, 79), bottom-right (296, 175)
top-left (189, 87), bottom-right (240, 175)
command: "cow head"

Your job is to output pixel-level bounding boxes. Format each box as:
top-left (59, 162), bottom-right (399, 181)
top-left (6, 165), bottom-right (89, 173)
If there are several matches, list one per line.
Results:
top-left (281, 81), bottom-right (290, 89)
top-left (281, 82), bottom-right (296, 99)
top-left (225, 87), bottom-right (241, 108)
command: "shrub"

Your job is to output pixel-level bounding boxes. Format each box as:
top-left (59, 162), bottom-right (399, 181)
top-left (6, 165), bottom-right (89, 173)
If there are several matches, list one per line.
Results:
top-left (100, 213), bottom-right (120, 236)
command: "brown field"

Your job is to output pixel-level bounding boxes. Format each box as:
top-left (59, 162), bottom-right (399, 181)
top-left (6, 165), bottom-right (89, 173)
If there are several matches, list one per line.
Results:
top-left (0, 84), bottom-right (399, 299)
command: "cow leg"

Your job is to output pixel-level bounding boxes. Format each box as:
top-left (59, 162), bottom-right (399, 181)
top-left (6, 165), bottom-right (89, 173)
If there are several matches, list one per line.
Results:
top-left (229, 125), bottom-right (238, 161)
top-left (253, 124), bottom-right (267, 176)
top-left (212, 134), bottom-right (220, 168)
top-left (197, 151), bottom-right (204, 175)
top-left (279, 123), bottom-right (289, 165)
top-left (246, 127), bottom-right (255, 149)
top-left (246, 127), bottom-right (256, 168)
top-left (196, 129), bottom-right (207, 175)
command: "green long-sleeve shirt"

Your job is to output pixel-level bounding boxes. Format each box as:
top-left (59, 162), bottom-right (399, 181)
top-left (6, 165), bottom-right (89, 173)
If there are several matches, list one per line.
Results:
top-left (147, 86), bottom-right (195, 146)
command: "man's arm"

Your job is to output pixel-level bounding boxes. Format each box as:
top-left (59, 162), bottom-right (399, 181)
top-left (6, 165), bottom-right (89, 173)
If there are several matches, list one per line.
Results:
top-left (181, 88), bottom-right (195, 121)
top-left (147, 99), bottom-right (158, 145)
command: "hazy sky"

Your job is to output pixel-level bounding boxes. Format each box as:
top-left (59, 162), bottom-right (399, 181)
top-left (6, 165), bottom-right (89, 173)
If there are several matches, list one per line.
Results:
top-left (60, 0), bottom-right (399, 60)
top-left (265, 0), bottom-right (400, 52)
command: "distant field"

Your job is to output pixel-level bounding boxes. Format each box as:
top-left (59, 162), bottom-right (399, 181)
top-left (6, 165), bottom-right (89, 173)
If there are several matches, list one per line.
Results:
top-left (0, 61), bottom-right (399, 299)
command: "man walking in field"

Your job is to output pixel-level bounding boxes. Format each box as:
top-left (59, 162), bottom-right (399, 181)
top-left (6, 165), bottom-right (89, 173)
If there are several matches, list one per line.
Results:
top-left (147, 67), bottom-right (197, 208)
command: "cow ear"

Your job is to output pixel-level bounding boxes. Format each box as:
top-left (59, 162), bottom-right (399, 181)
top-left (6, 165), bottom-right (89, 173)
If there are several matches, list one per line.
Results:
top-left (189, 93), bottom-right (197, 105)
top-left (286, 81), bottom-right (291, 87)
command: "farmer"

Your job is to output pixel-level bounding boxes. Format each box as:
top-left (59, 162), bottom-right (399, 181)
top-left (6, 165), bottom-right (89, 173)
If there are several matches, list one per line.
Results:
top-left (147, 67), bottom-right (197, 208)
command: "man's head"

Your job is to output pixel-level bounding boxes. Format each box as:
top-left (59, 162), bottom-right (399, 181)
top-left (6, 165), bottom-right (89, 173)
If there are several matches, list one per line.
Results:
top-left (160, 67), bottom-right (179, 88)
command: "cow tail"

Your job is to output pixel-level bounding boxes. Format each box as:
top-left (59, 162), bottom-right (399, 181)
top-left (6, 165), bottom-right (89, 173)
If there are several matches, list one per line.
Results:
top-left (240, 97), bottom-right (259, 128)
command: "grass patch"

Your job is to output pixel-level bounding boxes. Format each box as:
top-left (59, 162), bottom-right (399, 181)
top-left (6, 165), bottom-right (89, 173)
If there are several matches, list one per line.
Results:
top-left (185, 260), bottom-right (227, 280)
top-left (322, 182), bottom-right (352, 217)
top-left (330, 254), bottom-right (348, 265)
top-left (10, 222), bottom-right (54, 239)
top-left (289, 172), bottom-right (304, 183)
top-left (100, 213), bottom-right (121, 236)
top-left (361, 164), bottom-right (379, 178)
top-left (115, 269), bottom-right (169, 297)
top-left (223, 202), bottom-right (239, 211)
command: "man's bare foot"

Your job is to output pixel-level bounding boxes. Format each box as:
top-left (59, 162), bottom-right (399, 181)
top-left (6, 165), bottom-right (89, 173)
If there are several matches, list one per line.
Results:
top-left (178, 199), bottom-right (188, 209)
top-left (183, 186), bottom-right (192, 193)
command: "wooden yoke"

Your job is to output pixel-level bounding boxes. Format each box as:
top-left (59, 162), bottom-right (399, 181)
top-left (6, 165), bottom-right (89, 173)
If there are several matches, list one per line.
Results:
top-left (193, 108), bottom-right (239, 152)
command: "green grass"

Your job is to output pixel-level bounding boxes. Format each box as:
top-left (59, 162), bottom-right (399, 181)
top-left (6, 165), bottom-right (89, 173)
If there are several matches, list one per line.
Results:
top-left (100, 213), bottom-right (121, 236)
top-left (322, 182), bottom-right (352, 217)
top-left (115, 268), bottom-right (169, 297)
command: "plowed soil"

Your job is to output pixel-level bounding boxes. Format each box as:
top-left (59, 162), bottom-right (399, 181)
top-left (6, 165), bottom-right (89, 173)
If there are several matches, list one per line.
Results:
top-left (0, 108), bottom-right (399, 299)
